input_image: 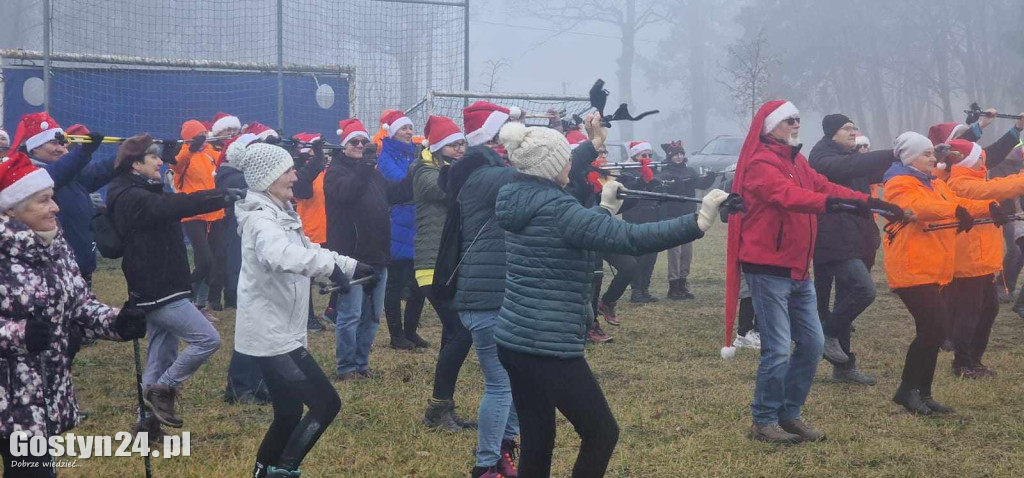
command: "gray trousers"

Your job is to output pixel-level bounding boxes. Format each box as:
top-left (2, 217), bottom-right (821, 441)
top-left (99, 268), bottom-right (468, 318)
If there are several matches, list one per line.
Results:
top-left (667, 243), bottom-right (693, 281)
top-left (143, 298), bottom-right (221, 389)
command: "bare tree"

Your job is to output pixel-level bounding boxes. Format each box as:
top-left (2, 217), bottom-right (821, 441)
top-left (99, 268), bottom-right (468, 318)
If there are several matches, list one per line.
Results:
top-left (480, 58), bottom-right (510, 92)
top-left (720, 29), bottom-right (778, 123)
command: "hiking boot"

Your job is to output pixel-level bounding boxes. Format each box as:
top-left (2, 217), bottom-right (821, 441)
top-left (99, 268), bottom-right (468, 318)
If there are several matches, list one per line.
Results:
top-left (667, 279), bottom-right (685, 300)
top-left (498, 439), bottom-right (519, 477)
top-left (143, 384), bottom-right (183, 428)
top-left (265, 466), bottom-right (301, 477)
top-left (132, 414), bottom-right (165, 446)
top-left (357, 369), bottom-right (376, 379)
top-left (424, 399), bottom-right (464, 432)
top-left (779, 419), bottom-right (826, 442)
top-left (598, 301), bottom-right (620, 326)
top-left (920, 395), bottom-right (955, 414)
top-left (892, 386), bottom-right (932, 415)
top-left (940, 339), bottom-right (954, 352)
top-left (642, 290), bottom-right (659, 303)
top-left (822, 337), bottom-right (850, 364)
top-left (451, 402), bottom-right (477, 430)
top-left (406, 333), bottom-right (430, 349)
top-left (471, 466), bottom-right (505, 478)
top-left (307, 315), bottom-right (325, 331)
top-left (586, 324), bottom-right (614, 344)
top-left (734, 331), bottom-right (761, 349)
top-left (629, 289), bottom-right (648, 303)
top-left (748, 423), bottom-right (801, 444)
top-left (678, 280), bottom-right (696, 300)
top-left (831, 367), bottom-right (877, 385)
top-left (390, 336), bottom-right (416, 350)
top-left (334, 371), bottom-right (361, 382)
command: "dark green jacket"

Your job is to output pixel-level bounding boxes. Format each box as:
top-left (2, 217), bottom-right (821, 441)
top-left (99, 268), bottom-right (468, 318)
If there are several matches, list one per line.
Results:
top-left (412, 155), bottom-right (449, 271)
top-left (494, 175), bottom-right (705, 358)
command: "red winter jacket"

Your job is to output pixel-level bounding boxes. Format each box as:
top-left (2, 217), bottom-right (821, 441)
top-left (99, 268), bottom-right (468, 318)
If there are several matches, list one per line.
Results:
top-left (737, 138), bottom-right (867, 280)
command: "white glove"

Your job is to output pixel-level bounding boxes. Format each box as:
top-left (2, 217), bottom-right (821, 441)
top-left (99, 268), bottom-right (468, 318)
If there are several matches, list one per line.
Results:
top-left (599, 180), bottom-right (624, 215)
top-left (697, 189), bottom-right (730, 231)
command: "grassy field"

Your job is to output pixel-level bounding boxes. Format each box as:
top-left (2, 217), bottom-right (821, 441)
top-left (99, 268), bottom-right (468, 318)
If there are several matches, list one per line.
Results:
top-left (50, 224), bottom-right (1024, 477)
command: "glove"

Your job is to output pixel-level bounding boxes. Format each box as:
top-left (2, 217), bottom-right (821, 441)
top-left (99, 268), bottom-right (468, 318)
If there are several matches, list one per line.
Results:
top-left (81, 132), bottom-right (105, 156)
top-left (188, 134), bottom-right (207, 153)
top-left (25, 320), bottom-right (52, 353)
top-left (114, 304), bottom-right (148, 340)
top-left (990, 202), bottom-right (1010, 227)
top-left (329, 265), bottom-right (352, 296)
top-left (264, 135), bottom-right (282, 145)
top-left (311, 138), bottom-right (325, 164)
top-left (955, 206), bottom-right (974, 233)
top-left (825, 197), bottom-right (870, 217)
top-left (352, 262), bottom-right (378, 290)
top-left (224, 188), bottom-right (247, 205)
top-left (599, 180), bottom-right (624, 215)
top-left (697, 189), bottom-right (730, 232)
top-left (868, 198), bottom-right (906, 222)
top-left (160, 140), bottom-right (182, 165)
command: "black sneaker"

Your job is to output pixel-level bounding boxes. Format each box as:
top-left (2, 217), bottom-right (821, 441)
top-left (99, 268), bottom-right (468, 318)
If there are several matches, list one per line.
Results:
top-left (390, 336), bottom-right (416, 350)
top-left (406, 333), bottom-right (430, 348)
top-left (893, 387), bottom-right (932, 415)
top-left (307, 316), bottom-right (325, 331)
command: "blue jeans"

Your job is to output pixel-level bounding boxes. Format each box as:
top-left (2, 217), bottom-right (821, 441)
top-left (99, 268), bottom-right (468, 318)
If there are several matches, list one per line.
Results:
top-left (143, 298), bottom-right (222, 389)
top-left (460, 309), bottom-right (519, 467)
top-left (334, 268), bottom-right (388, 375)
top-left (746, 273), bottom-right (824, 425)
top-left (814, 258), bottom-right (876, 369)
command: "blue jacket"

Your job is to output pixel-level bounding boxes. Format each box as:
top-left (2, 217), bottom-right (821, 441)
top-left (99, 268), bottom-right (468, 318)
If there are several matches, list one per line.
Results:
top-left (494, 175), bottom-right (705, 358)
top-left (32, 147), bottom-right (116, 277)
top-left (378, 138), bottom-right (417, 261)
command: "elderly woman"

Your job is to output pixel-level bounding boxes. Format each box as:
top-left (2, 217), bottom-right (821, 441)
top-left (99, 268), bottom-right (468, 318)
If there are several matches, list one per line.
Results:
top-left (0, 153), bottom-right (146, 472)
top-left (233, 143), bottom-right (374, 477)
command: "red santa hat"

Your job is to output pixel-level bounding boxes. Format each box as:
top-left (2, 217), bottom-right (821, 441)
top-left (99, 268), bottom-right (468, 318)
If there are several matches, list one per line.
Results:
top-left (379, 110), bottom-right (413, 138)
top-left (65, 124), bottom-right (90, 136)
top-left (13, 112), bottom-right (64, 153)
top-left (0, 153), bottom-right (54, 211)
top-left (927, 122), bottom-right (969, 146)
top-left (948, 139), bottom-right (984, 169)
top-left (211, 112), bottom-right (242, 136)
top-left (854, 133), bottom-right (870, 148)
top-left (464, 101), bottom-right (512, 147)
top-left (292, 132), bottom-right (322, 155)
top-left (629, 141), bottom-right (652, 157)
top-left (423, 115), bottom-right (464, 153)
top-left (337, 119), bottom-right (370, 145)
top-left (566, 130), bottom-right (588, 150)
top-left (761, 101), bottom-right (799, 135)
top-left (245, 122), bottom-right (279, 141)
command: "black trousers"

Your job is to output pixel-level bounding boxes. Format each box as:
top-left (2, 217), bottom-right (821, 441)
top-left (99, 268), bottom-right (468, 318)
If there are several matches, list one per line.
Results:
top-left (183, 220), bottom-right (226, 302)
top-left (254, 347), bottom-right (341, 472)
top-left (895, 285), bottom-right (950, 396)
top-left (630, 252), bottom-right (658, 293)
top-left (498, 346), bottom-right (619, 478)
top-left (383, 259), bottom-right (425, 339)
top-left (421, 285), bottom-right (472, 401)
top-left (949, 275), bottom-right (999, 370)
top-left (737, 297), bottom-right (757, 337)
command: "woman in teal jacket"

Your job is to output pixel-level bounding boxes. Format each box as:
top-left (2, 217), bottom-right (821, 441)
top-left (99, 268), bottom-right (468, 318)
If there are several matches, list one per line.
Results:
top-left (493, 120), bottom-right (730, 477)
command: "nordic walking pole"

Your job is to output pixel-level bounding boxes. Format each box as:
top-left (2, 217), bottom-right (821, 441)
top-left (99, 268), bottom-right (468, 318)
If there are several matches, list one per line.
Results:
top-left (127, 299), bottom-right (155, 478)
top-left (30, 305), bottom-right (57, 477)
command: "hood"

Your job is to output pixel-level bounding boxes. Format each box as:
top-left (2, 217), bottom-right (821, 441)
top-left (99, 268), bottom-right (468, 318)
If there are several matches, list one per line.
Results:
top-left (0, 213), bottom-right (63, 265)
top-left (445, 145), bottom-right (505, 196)
top-left (235, 190), bottom-right (302, 231)
top-left (884, 162), bottom-right (934, 189)
top-left (495, 174), bottom-right (565, 233)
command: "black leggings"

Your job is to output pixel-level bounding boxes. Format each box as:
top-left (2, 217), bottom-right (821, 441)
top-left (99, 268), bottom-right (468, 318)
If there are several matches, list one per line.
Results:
top-left (895, 285), bottom-right (950, 397)
top-left (0, 437), bottom-right (53, 478)
top-left (421, 285), bottom-right (473, 401)
top-left (498, 346), bottom-right (619, 478)
top-left (737, 297), bottom-right (757, 337)
top-left (254, 347), bottom-right (341, 472)
top-left (384, 260), bottom-right (425, 339)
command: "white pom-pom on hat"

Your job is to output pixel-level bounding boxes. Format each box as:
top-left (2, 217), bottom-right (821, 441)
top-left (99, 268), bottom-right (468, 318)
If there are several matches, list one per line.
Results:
top-left (498, 121), bottom-right (528, 153)
top-left (508, 106), bottom-right (523, 120)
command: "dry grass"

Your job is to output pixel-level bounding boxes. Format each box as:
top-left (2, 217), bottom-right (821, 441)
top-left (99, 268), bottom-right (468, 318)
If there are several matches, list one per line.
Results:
top-left (55, 225), bottom-right (1024, 476)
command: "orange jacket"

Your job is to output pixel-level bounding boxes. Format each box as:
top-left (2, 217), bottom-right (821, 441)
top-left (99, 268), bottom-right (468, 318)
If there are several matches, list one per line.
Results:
top-left (946, 165), bottom-right (1024, 278)
top-left (296, 171), bottom-right (327, 244)
top-left (172, 144), bottom-right (225, 223)
top-left (882, 167), bottom-right (992, 289)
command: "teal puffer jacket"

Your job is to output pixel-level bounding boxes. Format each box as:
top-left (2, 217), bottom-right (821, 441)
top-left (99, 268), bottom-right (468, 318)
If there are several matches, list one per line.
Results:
top-left (494, 175), bottom-right (705, 358)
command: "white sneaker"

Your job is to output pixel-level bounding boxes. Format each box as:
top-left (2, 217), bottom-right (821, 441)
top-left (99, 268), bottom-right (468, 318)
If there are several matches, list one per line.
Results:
top-left (749, 331), bottom-right (762, 347)
top-left (734, 331), bottom-right (760, 349)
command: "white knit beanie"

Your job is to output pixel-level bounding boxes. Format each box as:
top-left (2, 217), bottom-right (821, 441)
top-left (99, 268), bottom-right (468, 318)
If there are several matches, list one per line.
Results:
top-left (894, 131), bottom-right (933, 166)
top-left (240, 143), bottom-right (293, 192)
top-left (499, 122), bottom-right (571, 181)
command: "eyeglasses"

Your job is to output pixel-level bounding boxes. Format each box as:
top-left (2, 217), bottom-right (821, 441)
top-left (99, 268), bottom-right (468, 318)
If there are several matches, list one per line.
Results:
top-left (785, 117), bottom-right (801, 126)
top-left (448, 141), bottom-right (467, 150)
top-left (638, 153), bottom-right (653, 159)
top-left (840, 125), bottom-right (859, 132)
top-left (597, 149), bottom-right (608, 156)
top-left (347, 139), bottom-right (370, 146)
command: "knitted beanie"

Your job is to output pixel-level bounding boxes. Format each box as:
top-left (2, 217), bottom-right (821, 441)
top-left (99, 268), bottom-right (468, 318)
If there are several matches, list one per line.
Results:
top-left (498, 122), bottom-right (570, 181)
top-left (894, 131), bottom-right (933, 166)
top-left (822, 113), bottom-right (852, 139)
top-left (240, 143), bottom-right (293, 192)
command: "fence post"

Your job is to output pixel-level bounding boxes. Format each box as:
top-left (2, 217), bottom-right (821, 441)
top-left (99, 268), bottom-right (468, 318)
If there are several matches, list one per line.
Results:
top-left (463, 0), bottom-right (470, 108)
top-left (43, 0), bottom-right (51, 112)
top-left (276, 0), bottom-right (285, 131)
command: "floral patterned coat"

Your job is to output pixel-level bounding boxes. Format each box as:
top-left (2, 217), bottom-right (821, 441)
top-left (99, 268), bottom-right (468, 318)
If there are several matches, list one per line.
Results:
top-left (0, 213), bottom-right (122, 438)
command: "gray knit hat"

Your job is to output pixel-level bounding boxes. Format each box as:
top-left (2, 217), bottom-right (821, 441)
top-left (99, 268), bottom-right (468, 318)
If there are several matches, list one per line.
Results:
top-left (498, 122), bottom-right (570, 181)
top-left (240, 143), bottom-right (293, 192)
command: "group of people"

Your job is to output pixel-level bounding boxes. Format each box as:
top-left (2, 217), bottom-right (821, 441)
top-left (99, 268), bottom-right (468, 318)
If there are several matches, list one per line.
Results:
top-left (0, 94), bottom-right (1022, 477)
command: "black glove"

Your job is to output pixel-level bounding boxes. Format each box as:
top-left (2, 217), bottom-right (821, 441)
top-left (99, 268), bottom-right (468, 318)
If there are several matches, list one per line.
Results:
top-left (188, 134), bottom-right (207, 153)
top-left (160, 140), bottom-right (183, 165)
top-left (224, 188), bottom-right (247, 205)
top-left (311, 138), bottom-right (326, 164)
top-left (826, 197), bottom-right (870, 217)
top-left (990, 202), bottom-right (1010, 227)
top-left (329, 265), bottom-right (352, 296)
top-left (868, 197), bottom-right (905, 222)
top-left (81, 132), bottom-right (105, 156)
top-left (25, 320), bottom-right (52, 353)
top-left (362, 142), bottom-right (379, 163)
top-left (353, 262), bottom-right (379, 290)
top-left (264, 134), bottom-right (282, 145)
top-left (114, 304), bottom-right (148, 340)
top-left (955, 206), bottom-right (974, 233)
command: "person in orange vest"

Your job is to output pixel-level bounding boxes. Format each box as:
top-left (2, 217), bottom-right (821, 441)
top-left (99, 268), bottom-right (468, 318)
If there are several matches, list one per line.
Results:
top-left (882, 132), bottom-right (995, 416)
top-left (172, 120), bottom-right (227, 316)
top-left (292, 132), bottom-right (331, 331)
top-left (943, 139), bottom-right (1024, 379)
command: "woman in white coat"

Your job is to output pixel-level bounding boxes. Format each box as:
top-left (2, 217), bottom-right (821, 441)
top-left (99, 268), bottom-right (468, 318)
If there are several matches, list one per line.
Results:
top-left (234, 143), bottom-right (375, 478)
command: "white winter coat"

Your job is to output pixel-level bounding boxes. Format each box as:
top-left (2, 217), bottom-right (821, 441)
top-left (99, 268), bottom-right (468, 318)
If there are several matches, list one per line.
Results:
top-left (234, 192), bottom-right (356, 356)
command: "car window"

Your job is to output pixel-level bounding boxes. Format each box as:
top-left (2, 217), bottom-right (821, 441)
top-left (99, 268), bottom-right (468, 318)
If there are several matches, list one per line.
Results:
top-left (712, 138), bottom-right (743, 155)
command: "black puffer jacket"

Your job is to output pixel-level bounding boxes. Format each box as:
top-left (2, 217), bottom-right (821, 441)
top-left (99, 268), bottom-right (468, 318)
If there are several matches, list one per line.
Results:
top-left (656, 162), bottom-right (717, 218)
top-left (324, 152), bottom-right (391, 267)
top-left (807, 138), bottom-right (896, 266)
top-left (106, 172), bottom-right (227, 310)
